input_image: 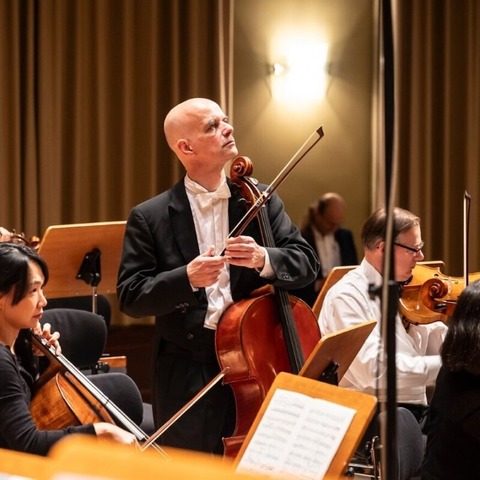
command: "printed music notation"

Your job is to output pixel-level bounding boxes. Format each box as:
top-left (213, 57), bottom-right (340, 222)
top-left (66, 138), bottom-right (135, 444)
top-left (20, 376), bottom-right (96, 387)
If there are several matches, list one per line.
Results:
top-left (236, 388), bottom-right (356, 480)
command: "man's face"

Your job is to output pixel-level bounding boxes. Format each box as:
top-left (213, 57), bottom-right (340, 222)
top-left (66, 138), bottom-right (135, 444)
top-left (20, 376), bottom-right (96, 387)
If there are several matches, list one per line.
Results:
top-left (313, 203), bottom-right (344, 236)
top-left (393, 225), bottom-right (425, 282)
top-left (183, 100), bottom-right (238, 170)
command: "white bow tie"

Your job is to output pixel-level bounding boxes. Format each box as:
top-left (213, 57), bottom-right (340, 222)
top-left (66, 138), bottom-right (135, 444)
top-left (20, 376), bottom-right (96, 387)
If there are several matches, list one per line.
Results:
top-left (196, 183), bottom-right (231, 210)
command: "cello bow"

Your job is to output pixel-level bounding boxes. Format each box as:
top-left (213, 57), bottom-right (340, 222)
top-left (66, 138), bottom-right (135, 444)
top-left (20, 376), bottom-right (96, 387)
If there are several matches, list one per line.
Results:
top-left (223, 126), bottom-right (324, 248)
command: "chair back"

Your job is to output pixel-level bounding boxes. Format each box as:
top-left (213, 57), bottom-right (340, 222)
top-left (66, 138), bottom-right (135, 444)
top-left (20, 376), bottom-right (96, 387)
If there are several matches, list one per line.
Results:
top-left (40, 308), bottom-right (146, 429)
top-left (312, 266), bottom-right (355, 318)
top-left (41, 308), bottom-right (107, 370)
top-left (377, 407), bottom-right (424, 480)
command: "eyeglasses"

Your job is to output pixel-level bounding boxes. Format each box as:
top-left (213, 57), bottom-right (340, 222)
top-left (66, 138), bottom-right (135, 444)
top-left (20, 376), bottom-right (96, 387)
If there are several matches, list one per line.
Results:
top-left (393, 241), bottom-right (425, 254)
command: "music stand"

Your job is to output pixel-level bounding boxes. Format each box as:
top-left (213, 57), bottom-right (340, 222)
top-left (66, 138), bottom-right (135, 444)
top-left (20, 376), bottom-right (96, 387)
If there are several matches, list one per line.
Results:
top-left (235, 371), bottom-right (378, 480)
top-left (38, 221), bottom-right (126, 313)
top-left (299, 320), bottom-right (376, 385)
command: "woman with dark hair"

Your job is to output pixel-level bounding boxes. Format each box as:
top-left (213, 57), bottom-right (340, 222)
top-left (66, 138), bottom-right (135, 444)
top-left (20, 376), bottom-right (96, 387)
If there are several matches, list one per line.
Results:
top-left (0, 242), bottom-right (136, 455)
top-left (421, 280), bottom-right (480, 479)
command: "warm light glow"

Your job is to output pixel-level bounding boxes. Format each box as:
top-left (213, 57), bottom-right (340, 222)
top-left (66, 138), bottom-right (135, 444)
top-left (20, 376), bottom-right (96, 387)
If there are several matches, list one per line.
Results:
top-left (271, 41), bottom-right (329, 104)
top-left (272, 62), bottom-right (286, 76)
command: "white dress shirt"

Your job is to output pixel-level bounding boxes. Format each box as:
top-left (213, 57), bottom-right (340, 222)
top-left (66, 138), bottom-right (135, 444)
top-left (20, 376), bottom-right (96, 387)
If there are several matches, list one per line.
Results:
top-left (313, 228), bottom-right (341, 277)
top-left (185, 173), bottom-right (274, 330)
top-left (318, 258), bottom-right (447, 404)
top-left (185, 173), bottom-right (233, 330)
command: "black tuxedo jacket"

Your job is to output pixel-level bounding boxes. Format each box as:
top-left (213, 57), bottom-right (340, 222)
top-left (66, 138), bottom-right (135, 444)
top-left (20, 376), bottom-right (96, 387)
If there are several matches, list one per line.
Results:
top-left (117, 178), bottom-right (319, 364)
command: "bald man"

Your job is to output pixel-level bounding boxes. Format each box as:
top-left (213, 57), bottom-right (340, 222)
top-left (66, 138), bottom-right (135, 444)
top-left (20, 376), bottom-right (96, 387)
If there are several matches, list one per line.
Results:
top-left (117, 98), bottom-right (319, 454)
top-left (292, 193), bottom-right (358, 306)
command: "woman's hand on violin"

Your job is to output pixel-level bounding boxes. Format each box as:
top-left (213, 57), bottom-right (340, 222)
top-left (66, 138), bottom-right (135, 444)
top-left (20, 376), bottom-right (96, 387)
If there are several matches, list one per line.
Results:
top-left (93, 422), bottom-right (139, 447)
top-left (187, 246), bottom-right (227, 288)
top-left (32, 321), bottom-right (62, 355)
top-left (225, 236), bottom-right (266, 270)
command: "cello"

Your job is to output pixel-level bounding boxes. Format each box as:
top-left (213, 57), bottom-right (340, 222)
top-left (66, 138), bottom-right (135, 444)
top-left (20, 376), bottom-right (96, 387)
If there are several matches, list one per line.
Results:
top-left (215, 156), bottom-right (321, 458)
top-left (29, 331), bottom-right (169, 457)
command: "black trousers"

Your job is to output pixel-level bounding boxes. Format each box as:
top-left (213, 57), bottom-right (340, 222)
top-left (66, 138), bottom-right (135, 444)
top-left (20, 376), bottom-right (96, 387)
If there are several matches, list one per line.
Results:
top-left (152, 342), bottom-right (236, 454)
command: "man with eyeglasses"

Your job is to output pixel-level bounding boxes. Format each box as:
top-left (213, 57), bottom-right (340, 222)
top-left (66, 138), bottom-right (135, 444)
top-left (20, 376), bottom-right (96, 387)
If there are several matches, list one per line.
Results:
top-left (318, 206), bottom-right (447, 424)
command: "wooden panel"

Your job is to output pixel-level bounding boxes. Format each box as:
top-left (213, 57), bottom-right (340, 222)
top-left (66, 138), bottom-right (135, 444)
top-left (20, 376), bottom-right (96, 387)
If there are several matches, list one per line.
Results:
top-left (106, 324), bottom-right (154, 402)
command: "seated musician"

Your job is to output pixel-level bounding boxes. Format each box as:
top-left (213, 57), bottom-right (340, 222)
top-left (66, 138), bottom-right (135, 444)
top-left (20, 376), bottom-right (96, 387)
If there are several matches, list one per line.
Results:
top-left (318, 207), bottom-right (447, 426)
top-left (421, 280), bottom-right (480, 479)
top-left (0, 242), bottom-right (137, 456)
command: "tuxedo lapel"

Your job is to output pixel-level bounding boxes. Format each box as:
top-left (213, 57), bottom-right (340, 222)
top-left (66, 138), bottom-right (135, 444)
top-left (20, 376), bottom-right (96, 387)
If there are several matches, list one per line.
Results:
top-left (169, 180), bottom-right (200, 263)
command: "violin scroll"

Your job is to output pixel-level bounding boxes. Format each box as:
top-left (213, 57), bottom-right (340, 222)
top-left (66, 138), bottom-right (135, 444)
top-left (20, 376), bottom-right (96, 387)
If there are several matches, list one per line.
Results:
top-left (1, 228), bottom-right (41, 251)
top-left (399, 263), bottom-right (480, 325)
top-left (419, 277), bottom-right (457, 317)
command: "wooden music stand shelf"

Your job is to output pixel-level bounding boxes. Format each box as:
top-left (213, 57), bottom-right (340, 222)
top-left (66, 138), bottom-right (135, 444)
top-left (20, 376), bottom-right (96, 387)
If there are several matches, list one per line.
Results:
top-left (234, 372), bottom-right (377, 480)
top-left (299, 320), bottom-right (376, 385)
top-left (38, 221), bottom-right (126, 301)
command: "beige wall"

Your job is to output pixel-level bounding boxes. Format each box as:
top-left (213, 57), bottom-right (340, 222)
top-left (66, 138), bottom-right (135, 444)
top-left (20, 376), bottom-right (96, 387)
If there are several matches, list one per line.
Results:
top-left (112, 0), bottom-right (376, 326)
top-left (232, 0), bottom-right (375, 254)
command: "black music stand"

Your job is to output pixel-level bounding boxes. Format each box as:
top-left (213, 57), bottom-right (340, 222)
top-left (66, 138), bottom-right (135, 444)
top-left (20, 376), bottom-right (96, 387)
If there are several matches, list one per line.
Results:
top-left (299, 320), bottom-right (376, 386)
top-left (38, 222), bottom-right (126, 313)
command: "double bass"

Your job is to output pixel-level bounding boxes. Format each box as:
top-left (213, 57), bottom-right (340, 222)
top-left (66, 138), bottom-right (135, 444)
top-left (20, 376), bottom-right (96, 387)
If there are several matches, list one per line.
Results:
top-left (215, 156), bottom-right (321, 458)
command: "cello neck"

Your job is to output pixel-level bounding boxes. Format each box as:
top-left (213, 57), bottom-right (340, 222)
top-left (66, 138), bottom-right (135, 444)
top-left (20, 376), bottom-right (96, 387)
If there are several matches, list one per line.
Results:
top-left (257, 206), bottom-right (305, 373)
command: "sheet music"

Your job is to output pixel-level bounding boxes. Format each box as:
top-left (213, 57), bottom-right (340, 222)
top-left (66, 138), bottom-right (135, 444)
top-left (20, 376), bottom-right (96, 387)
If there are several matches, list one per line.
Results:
top-left (236, 388), bottom-right (356, 480)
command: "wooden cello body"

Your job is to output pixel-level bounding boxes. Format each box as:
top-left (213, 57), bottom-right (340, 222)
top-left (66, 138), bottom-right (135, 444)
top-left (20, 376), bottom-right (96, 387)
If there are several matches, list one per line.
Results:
top-left (29, 333), bottom-right (167, 456)
top-left (30, 370), bottom-right (116, 429)
top-left (215, 157), bottom-right (321, 458)
top-left (216, 292), bottom-right (319, 456)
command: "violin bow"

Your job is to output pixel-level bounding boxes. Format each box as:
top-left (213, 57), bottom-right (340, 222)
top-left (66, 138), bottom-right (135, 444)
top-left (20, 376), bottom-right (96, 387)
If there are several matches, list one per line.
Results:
top-left (464, 191), bottom-right (471, 288)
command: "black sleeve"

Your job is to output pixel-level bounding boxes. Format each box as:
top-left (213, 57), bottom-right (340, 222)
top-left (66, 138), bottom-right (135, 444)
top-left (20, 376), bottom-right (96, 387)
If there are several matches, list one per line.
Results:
top-left (0, 346), bottom-right (95, 456)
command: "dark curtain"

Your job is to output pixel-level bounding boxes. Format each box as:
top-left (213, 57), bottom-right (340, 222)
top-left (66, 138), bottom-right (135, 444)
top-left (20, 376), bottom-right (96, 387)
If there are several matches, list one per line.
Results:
top-left (0, 0), bottom-right (232, 237)
top-left (394, 0), bottom-right (480, 275)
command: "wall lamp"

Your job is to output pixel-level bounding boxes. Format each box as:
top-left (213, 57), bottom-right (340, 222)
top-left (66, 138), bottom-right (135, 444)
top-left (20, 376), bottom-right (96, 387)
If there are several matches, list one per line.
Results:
top-left (269, 42), bottom-right (329, 103)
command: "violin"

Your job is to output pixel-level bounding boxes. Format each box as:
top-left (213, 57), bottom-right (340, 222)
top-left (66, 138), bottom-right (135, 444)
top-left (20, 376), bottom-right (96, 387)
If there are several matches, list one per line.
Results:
top-left (1, 228), bottom-right (40, 251)
top-left (399, 263), bottom-right (480, 324)
top-left (399, 193), bottom-right (479, 325)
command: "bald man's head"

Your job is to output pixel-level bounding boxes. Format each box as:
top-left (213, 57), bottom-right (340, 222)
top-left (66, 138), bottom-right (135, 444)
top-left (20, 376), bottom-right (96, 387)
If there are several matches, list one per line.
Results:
top-left (164, 98), bottom-right (218, 153)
